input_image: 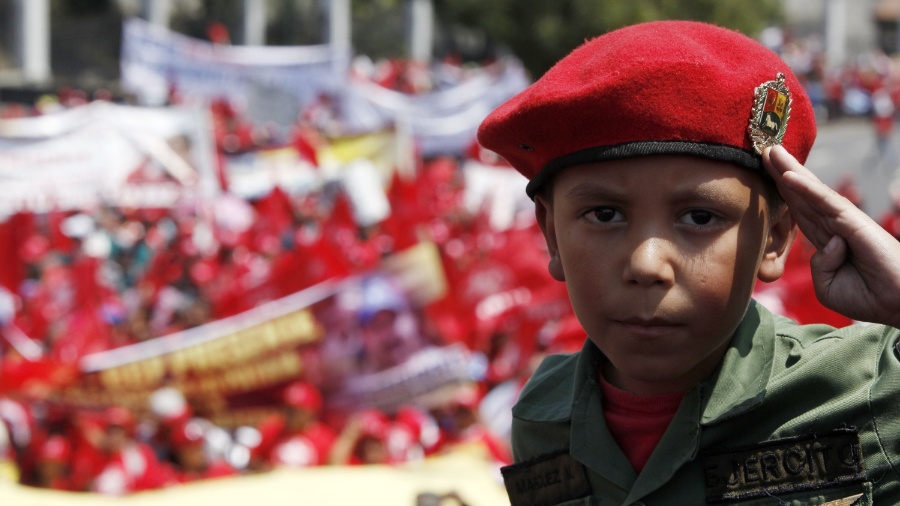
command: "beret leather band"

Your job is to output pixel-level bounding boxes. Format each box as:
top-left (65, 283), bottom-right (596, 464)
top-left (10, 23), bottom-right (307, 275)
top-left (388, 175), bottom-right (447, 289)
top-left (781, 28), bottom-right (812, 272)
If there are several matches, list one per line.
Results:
top-left (477, 20), bottom-right (817, 200)
top-left (526, 140), bottom-right (763, 199)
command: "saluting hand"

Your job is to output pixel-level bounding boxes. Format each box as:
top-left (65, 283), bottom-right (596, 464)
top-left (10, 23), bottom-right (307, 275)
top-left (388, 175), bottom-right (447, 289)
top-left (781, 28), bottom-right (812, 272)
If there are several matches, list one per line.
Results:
top-left (763, 145), bottom-right (900, 327)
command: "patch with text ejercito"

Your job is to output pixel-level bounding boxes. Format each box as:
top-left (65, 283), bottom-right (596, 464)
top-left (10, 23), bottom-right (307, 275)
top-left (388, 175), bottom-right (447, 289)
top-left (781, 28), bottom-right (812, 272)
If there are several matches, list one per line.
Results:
top-left (701, 427), bottom-right (866, 503)
top-left (501, 450), bottom-right (592, 506)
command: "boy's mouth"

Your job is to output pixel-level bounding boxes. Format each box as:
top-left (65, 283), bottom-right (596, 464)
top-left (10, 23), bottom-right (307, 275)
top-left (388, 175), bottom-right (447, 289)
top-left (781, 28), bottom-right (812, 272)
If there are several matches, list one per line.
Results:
top-left (614, 316), bottom-right (683, 336)
top-left (618, 316), bottom-right (679, 326)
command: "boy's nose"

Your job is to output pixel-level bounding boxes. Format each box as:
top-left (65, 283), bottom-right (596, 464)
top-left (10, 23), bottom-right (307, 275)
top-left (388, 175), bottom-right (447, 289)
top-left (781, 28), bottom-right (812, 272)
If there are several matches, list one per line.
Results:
top-left (624, 237), bottom-right (675, 286)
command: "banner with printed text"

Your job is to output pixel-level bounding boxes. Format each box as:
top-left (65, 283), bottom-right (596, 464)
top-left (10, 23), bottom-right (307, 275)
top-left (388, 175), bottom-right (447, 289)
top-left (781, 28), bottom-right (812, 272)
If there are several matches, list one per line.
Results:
top-left (52, 241), bottom-right (466, 427)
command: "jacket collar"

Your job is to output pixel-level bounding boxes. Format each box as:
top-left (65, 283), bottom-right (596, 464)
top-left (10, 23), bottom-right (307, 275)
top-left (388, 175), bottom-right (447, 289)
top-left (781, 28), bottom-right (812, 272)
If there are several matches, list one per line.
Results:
top-left (566, 300), bottom-right (777, 497)
top-left (698, 300), bottom-right (776, 425)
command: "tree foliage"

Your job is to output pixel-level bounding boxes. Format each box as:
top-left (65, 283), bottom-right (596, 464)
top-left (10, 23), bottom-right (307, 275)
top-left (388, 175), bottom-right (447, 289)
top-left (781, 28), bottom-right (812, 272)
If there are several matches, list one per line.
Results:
top-left (432, 0), bottom-right (783, 79)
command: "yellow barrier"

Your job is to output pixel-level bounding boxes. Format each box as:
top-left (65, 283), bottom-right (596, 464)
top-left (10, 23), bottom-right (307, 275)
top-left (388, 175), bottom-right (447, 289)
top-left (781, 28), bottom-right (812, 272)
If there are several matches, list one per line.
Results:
top-left (0, 444), bottom-right (510, 506)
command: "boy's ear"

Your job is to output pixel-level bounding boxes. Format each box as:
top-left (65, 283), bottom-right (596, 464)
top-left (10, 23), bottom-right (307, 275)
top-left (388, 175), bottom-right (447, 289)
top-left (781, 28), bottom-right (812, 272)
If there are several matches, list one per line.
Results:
top-left (757, 203), bottom-right (798, 283)
top-left (534, 196), bottom-right (565, 282)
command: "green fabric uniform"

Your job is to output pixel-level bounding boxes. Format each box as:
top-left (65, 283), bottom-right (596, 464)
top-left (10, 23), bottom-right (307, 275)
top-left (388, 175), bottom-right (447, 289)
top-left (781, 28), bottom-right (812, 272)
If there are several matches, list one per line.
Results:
top-left (503, 300), bottom-right (900, 505)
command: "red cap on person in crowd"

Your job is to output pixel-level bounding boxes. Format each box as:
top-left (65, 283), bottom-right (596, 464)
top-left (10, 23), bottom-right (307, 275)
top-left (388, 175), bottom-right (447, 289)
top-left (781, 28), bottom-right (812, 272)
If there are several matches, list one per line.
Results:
top-left (356, 408), bottom-right (391, 440)
top-left (189, 258), bottom-right (219, 286)
top-left (170, 421), bottom-right (205, 448)
top-left (19, 235), bottom-right (50, 263)
top-left (394, 405), bottom-right (440, 449)
top-left (40, 435), bottom-right (72, 463)
top-left (283, 381), bottom-right (323, 414)
top-left (104, 406), bottom-right (136, 432)
top-left (477, 20), bottom-right (817, 199)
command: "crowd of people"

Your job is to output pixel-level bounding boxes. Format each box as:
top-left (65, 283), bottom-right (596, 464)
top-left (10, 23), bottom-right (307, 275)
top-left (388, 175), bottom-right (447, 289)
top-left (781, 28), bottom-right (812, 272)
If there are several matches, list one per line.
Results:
top-left (0, 377), bottom-right (512, 495)
top-left (0, 55), bottom-right (580, 496)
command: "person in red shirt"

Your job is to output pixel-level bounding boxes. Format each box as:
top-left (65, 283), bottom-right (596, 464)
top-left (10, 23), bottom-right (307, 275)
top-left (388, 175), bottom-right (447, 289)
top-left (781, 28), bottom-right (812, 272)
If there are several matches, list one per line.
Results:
top-left (391, 405), bottom-right (441, 461)
top-left (169, 420), bottom-right (237, 483)
top-left (68, 411), bottom-right (112, 492)
top-left (34, 434), bottom-right (77, 491)
top-left (328, 408), bottom-right (393, 466)
top-left (90, 407), bottom-right (175, 495)
top-left (250, 381), bottom-right (336, 470)
top-left (430, 386), bottom-right (512, 465)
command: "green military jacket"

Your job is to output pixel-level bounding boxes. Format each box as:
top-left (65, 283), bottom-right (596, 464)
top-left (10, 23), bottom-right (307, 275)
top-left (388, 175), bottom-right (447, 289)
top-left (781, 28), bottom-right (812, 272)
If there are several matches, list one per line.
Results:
top-left (502, 301), bottom-right (900, 505)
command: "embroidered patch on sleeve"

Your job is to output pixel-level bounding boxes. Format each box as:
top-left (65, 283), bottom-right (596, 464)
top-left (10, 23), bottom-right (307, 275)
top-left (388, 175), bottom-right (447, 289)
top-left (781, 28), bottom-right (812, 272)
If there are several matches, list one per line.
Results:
top-left (501, 450), bottom-right (592, 506)
top-left (701, 427), bottom-right (865, 504)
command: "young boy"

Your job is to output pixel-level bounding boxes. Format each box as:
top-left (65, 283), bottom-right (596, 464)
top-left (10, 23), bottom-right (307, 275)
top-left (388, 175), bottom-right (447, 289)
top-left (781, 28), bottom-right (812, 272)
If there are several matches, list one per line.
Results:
top-left (477, 20), bottom-right (900, 505)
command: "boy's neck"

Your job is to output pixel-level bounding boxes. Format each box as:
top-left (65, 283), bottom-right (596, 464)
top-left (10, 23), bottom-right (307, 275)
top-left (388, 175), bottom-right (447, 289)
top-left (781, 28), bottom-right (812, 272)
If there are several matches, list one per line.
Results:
top-left (598, 345), bottom-right (727, 396)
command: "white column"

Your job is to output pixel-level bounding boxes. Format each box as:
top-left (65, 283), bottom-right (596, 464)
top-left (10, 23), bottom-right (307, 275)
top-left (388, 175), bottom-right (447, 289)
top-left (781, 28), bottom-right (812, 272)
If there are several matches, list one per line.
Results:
top-left (18, 0), bottom-right (51, 85)
top-left (243, 0), bottom-right (267, 46)
top-left (143, 0), bottom-right (171, 27)
top-left (329, 0), bottom-right (351, 53)
top-left (329, 0), bottom-right (351, 74)
top-left (824, 0), bottom-right (846, 69)
top-left (410, 0), bottom-right (433, 63)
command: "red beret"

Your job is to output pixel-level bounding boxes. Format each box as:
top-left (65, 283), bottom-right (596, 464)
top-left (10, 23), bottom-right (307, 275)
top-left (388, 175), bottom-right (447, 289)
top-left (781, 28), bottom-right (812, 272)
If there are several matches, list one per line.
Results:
top-left (477, 20), bottom-right (817, 198)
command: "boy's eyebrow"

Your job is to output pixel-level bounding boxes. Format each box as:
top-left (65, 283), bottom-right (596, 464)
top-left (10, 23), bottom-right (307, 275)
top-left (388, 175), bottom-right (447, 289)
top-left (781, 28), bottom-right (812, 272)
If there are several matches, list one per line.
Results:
top-left (673, 180), bottom-right (751, 208)
top-left (564, 179), bottom-right (752, 207)
top-left (565, 182), bottom-right (626, 201)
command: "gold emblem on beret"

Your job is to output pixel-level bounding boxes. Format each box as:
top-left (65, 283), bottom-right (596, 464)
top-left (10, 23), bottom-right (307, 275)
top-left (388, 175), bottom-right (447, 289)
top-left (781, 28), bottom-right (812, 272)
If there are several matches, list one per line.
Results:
top-left (748, 73), bottom-right (791, 154)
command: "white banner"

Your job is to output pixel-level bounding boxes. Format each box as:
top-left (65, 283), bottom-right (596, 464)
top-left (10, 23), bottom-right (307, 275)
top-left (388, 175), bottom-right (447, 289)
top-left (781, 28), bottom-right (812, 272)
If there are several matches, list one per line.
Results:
top-left (119, 16), bottom-right (529, 157)
top-left (120, 17), bottom-right (347, 112)
top-left (344, 58), bottom-right (530, 156)
top-left (332, 344), bottom-right (475, 412)
top-left (0, 101), bottom-right (218, 215)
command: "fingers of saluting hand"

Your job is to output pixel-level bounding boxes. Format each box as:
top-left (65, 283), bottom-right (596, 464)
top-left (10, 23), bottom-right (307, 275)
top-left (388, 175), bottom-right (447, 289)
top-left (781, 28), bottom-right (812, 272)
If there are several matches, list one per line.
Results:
top-left (763, 145), bottom-right (900, 326)
top-left (810, 235), bottom-right (848, 276)
top-left (762, 145), bottom-right (859, 252)
top-left (763, 144), bottom-right (822, 182)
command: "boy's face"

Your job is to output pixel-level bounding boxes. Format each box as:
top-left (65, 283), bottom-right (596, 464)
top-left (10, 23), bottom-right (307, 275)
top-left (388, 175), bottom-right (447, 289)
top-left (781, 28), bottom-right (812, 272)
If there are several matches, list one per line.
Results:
top-left (535, 155), bottom-right (795, 395)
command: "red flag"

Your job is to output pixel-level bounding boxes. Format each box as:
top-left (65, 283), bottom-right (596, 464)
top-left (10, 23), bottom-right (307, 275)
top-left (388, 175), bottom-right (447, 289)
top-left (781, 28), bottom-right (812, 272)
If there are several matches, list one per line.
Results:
top-left (381, 169), bottom-right (422, 251)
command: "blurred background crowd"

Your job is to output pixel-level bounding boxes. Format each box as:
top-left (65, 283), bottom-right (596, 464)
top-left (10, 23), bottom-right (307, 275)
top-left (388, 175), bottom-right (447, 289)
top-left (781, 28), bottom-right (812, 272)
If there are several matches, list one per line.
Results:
top-left (3, 0), bottom-right (900, 503)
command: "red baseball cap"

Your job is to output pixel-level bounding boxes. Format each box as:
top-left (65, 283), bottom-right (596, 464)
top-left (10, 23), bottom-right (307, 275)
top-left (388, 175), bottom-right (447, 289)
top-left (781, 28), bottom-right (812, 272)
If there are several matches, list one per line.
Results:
top-left (170, 421), bottom-right (205, 448)
top-left (356, 408), bottom-right (390, 440)
top-left (40, 435), bottom-right (72, 463)
top-left (477, 20), bottom-right (817, 199)
top-left (104, 406), bottom-right (136, 431)
top-left (283, 381), bottom-right (323, 413)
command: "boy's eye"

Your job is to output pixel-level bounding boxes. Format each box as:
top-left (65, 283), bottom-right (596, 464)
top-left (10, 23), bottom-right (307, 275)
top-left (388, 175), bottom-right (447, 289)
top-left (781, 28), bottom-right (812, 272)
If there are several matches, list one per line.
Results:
top-left (587, 207), bottom-right (623, 223)
top-left (679, 209), bottom-right (717, 226)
